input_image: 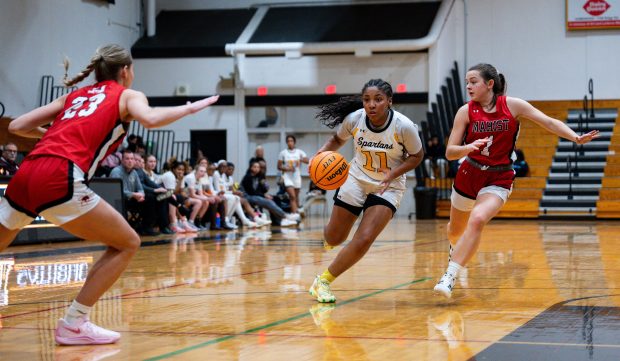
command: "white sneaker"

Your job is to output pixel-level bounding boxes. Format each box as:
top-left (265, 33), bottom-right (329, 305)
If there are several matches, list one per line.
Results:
top-left (434, 272), bottom-right (457, 299)
top-left (243, 220), bottom-right (258, 228)
top-left (309, 275), bottom-right (336, 303)
top-left (255, 217), bottom-right (271, 227)
top-left (182, 220), bottom-right (199, 232)
top-left (286, 213), bottom-right (301, 222)
top-left (280, 218), bottom-right (297, 227)
top-left (55, 318), bottom-right (120, 345)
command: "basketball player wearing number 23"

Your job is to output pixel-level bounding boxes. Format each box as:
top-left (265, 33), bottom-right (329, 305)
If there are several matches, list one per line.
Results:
top-left (309, 79), bottom-right (424, 303)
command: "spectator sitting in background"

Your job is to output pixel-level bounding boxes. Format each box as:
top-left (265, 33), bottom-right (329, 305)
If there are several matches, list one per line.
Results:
top-left (0, 143), bottom-right (19, 176)
top-left (225, 162), bottom-right (269, 227)
top-left (204, 162), bottom-right (235, 230)
top-left (513, 149), bottom-right (529, 177)
top-left (213, 160), bottom-right (254, 228)
top-left (109, 150), bottom-right (152, 235)
top-left (423, 135), bottom-right (448, 179)
top-left (144, 154), bottom-right (161, 184)
top-left (241, 161), bottom-right (297, 227)
top-left (160, 161), bottom-right (199, 233)
top-left (183, 163), bottom-right (211, 230)
top-left (133, 153), bottom-right (173, 235)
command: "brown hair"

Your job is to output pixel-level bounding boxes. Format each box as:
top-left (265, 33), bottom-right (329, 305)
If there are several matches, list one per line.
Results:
top-left (63, 44), bottom-right (133, 87)
top-left (468, 63), bottom-right (507, 108)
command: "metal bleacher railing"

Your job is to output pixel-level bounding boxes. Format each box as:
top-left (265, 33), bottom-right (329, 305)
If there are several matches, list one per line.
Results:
top-left (567, 78), bottom-right (596, 200)
top-left (415, 61), bottom-right (463, 201)
top-left (39, 75), bottom-right (191, 169)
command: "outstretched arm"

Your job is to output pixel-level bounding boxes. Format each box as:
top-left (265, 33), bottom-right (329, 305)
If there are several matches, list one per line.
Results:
top-left (8, 95), bottom-right (68, 138)
top-left (124, 90), bottom-right (219, 129)
top-left (509, 97), bottom-right (599, 144)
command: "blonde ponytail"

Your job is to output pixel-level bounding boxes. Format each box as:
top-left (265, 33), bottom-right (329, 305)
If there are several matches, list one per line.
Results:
top-left (62, 44), bottom-right (132, 87)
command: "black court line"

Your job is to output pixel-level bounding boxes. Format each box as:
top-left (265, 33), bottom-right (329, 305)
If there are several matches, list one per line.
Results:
top-left (471, 294), bottom-right (620, 361)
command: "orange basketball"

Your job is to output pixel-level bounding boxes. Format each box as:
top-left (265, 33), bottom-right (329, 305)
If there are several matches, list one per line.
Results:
top-left (309, 151), bottom-right (349, 190)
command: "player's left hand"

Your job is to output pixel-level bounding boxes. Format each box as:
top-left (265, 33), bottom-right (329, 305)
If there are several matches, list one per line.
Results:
top-left (378, 168), bottom-right (393, 194)
top-left (186, 95), bottom-right (220, 113)
top-left (575, 130), bottom-right (599, 145)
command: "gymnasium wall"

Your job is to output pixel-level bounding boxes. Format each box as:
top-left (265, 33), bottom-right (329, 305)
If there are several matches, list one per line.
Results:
top-left (464, 0), bottom-right (620, 100)
top-left (0, 0), bottom-right (142, 118)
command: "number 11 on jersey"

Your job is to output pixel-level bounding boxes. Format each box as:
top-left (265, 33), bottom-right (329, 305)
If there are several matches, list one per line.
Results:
top-left (361, 150), bottom-right (390, 172)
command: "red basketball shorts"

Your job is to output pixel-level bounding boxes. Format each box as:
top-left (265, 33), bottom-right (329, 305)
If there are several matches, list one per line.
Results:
top-left (451, 160), bottom-right (515, 211)
top-left (0, 156), bottom-right (100, 229)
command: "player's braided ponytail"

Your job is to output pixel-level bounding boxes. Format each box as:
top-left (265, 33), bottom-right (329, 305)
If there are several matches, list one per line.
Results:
top-left (63, 44), bottom-right (132, 87)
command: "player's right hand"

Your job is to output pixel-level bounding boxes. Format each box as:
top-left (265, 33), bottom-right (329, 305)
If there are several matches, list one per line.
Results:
top-left (466, 137), bottom-right (490, 153)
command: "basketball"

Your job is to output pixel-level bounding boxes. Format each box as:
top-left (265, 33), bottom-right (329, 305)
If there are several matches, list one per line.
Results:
top-left (309, 151), bottom-right (349, 190)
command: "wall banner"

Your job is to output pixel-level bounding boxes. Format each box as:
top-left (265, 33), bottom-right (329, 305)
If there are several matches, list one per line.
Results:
top-left (567, 0), bottom-right (620, 29)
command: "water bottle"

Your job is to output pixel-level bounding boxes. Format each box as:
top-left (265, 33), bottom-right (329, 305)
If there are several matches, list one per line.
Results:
top-left (215, 213), bottom-right (221, 228)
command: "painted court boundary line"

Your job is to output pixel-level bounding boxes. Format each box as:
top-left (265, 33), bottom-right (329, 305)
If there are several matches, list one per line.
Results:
top-left (143, 277), bottom-right (431, 361)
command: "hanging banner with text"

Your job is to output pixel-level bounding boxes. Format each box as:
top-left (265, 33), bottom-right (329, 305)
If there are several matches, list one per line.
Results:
top-left (567, 0), bottom-right (620, 30)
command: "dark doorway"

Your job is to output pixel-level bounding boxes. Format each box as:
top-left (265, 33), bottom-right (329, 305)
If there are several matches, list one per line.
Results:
top-left (191, 130), bottom-right (227, 165)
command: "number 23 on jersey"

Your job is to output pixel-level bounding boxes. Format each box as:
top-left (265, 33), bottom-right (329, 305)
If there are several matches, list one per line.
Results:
top-left (61, 86), bottom-right (107, 120)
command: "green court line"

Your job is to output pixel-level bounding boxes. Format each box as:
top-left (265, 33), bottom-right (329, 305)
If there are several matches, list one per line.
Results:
top-left (143, 277), bottom-right (431, 361)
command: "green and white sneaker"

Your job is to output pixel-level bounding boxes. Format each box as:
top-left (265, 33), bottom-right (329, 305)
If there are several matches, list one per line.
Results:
top-left (309, 275), bottom-right (336, 303)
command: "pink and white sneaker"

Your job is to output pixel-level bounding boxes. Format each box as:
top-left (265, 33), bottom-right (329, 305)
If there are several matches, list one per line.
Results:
top-left (55, 318), bottom-right (121, 345)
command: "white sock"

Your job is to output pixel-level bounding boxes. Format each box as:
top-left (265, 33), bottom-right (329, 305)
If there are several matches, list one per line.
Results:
top-left (446, 261), bottom-right (464, 276)
top-left (64, 300), bottom-right (92, 326)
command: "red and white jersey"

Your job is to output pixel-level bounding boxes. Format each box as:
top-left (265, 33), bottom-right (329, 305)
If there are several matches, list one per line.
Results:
top-left (464, 95), bottom-right (519, 167)
top-left (27, 80), bottom-right (128, 180)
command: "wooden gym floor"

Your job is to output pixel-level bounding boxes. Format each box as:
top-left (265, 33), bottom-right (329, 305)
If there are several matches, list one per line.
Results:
top-left (0, 216), bottom-right (619, 360)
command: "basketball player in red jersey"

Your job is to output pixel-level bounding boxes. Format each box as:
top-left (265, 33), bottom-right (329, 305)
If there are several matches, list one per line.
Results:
top-left (0, 44), bottom-right (219, 344)
top-left (433, 63), bottom-right (599, 298)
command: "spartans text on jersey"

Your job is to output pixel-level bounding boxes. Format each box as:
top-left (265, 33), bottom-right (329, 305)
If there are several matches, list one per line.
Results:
top-left (357, 137), bottom-right (394, 149)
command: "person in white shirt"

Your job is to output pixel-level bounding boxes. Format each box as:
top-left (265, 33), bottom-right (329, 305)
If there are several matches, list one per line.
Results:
top-left (161, 161), bottom-right (200, 233)
top-left (277, 135), bottom-right (308, 217)
top-left (183, 164), bottom-right (211, 230)
top-left (214, 160), bottom-right (259, 228)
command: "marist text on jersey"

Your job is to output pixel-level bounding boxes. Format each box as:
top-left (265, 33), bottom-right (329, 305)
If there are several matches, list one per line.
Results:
top-left (471, 119), bottom-right (510, 133)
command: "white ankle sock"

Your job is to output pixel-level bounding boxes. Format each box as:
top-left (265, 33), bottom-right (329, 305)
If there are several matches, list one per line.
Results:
top-left (64, 300), bottom-right (92, 326)
top-left (447, 261), bottom-right (464, 276)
